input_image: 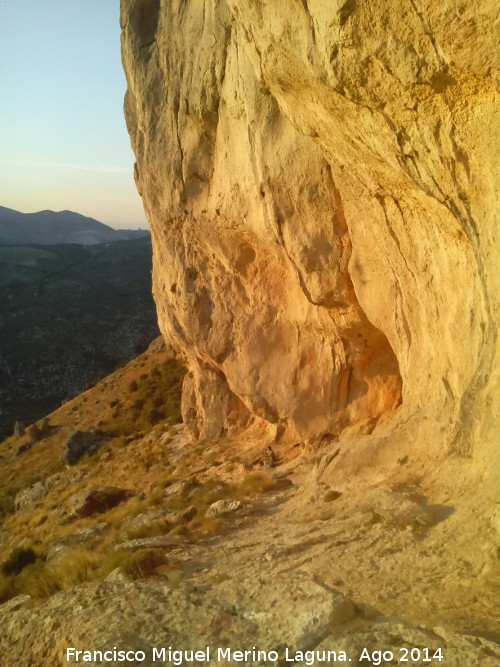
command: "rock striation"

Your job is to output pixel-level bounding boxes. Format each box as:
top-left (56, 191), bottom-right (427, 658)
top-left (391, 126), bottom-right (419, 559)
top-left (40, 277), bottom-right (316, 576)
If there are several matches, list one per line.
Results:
top-left (120, 1), bottom-right (499, 495)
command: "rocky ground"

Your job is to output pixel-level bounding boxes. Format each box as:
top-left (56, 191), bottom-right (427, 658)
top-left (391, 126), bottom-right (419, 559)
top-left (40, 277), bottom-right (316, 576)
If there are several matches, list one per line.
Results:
top-left (0, 348), bottom-right (498, 666)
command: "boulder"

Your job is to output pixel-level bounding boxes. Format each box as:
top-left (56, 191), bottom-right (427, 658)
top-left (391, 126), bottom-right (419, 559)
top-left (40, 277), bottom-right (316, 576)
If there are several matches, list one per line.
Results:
top-left (373, 491), bottom-right (438, 529)
top-left (14, 481), bottom-right (47, 512)
top-left (120, 506), bottom-right (197, 536)
top-left (0, 595), bottom-right (32, 614)
top-left (179, 505), bottom-right (197, 523)
top-left (46, 523), bottom-right (110, 561)
top-left (120, 509), bottom-right (165, 532)
top-left (72, 522), bottom-right (110, 543)
top-left (205, 499), bottom-right (241, 519)
top-left (60, 429), bottom-right (110, 466)
top-left (13, 422), bottom-right (25, 437)
top-left (70, 486), bottom-right (134, 518)
top-left (105, 567), bottom-right (130, 582)
top-left (39, 418), bottom-right (53, 437)
top-left (45, 544), bottom-right (73, 563)
top-left (44, 472), bottom-right (65, 490)
top-left (28, 424), bottom-right (42, 442)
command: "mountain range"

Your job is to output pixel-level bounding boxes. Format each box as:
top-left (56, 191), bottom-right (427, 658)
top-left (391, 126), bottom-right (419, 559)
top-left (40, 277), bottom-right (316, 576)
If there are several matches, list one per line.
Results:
top-left (0, 206), bottom-right (149, 245)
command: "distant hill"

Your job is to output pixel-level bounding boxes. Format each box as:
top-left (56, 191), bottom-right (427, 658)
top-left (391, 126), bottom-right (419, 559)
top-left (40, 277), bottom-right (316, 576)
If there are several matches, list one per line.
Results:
top-left (0, 236), bottom-right (159, 439)
top-left (117, 229), bottom-right (151, 239)
top-left (0, 207), bottom-right (149, 245)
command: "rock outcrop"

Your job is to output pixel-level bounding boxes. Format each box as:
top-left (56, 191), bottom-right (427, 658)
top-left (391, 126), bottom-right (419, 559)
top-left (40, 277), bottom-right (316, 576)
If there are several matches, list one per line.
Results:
top-left (2, 576), bottom-right (500, 666)
top-left (120, 2), bottom-right (499, 496)
top-left (60, 429), bottom-right (110, 466)
top-left (13, 422), bottom-right (25, 438)
top-left (69, 486), bottom-right (135, 518)
top-left (14, 481), bottom-right (47, 513)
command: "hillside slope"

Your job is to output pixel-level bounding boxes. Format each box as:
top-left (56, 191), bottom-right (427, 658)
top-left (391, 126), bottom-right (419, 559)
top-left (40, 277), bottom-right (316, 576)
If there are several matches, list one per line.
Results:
top-left (0, 237), bottom-right (159, 439)
top-left (0, 344), bottom-right (498, 665)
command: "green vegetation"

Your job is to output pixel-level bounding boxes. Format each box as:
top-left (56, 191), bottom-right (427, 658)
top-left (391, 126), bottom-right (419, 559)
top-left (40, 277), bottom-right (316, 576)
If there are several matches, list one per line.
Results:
top-left (107, 359), bottom-right (186, 436)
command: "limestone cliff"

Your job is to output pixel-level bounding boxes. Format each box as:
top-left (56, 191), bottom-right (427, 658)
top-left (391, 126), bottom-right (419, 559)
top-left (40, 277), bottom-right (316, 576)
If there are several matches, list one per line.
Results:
top-left (120, 1), bottom-right (499, 495)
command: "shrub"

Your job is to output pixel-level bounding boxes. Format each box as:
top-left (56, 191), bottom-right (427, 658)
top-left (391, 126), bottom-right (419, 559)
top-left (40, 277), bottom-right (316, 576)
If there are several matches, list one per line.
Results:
top-left (237, 473), bottom-right (278, 496)
top-left (192, 481), bottom-right (232, 507)
top-left (188, 515), bottom-right (227, 537)
top-left (131, 398), bottom-right (145, 411)
top-left (15, 549), bottom-right (100, 599)
top-left (2, 547), bottom-right (36, 576)
top-left (0, 490), bottom-right (15, 520)
top-left (148, 408), bottom-right (165, 425)
top-left (1, 546), bottom-right (168, 602)
top-left (324, 489), bottom-right (342, 502)
top-left (106, 359), bottom-right (186, 437)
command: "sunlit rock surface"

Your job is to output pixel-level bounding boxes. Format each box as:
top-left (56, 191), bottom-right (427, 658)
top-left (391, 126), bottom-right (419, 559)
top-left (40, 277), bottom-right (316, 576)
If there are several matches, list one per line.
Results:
top-left (120, 1), bottom-right (499, 494)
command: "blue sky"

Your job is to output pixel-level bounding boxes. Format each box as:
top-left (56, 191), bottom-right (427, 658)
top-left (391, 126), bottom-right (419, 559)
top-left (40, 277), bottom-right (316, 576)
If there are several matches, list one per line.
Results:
top-left (0, 0), bottom-right (147, 228)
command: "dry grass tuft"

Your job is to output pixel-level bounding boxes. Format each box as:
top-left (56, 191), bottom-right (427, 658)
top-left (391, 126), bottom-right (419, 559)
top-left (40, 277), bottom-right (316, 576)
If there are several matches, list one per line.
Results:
top-left (11, 548), bottom-right (100, 599)
top-left (188, 515), bottom-right (227, 537)
top-left (236, 472), bottom-right (281, 497)
top-left (0, 544), bottom-right (171, 602)
top-left (98, 548), bottom-right (168, 579)
top-left (0, 574), bottom-right (16, 603)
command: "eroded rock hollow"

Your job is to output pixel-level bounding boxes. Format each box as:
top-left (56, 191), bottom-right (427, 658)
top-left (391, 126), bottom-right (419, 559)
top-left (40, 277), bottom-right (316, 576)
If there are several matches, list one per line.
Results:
top-left (120, 0), bottom-right (499, 487)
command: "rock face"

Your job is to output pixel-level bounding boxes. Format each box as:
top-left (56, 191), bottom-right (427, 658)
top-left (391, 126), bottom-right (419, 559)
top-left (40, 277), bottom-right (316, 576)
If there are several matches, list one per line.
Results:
top-left (2, 576), bottom-right (500, 667)
top-left (120, 3), bottom-right (499, 488)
